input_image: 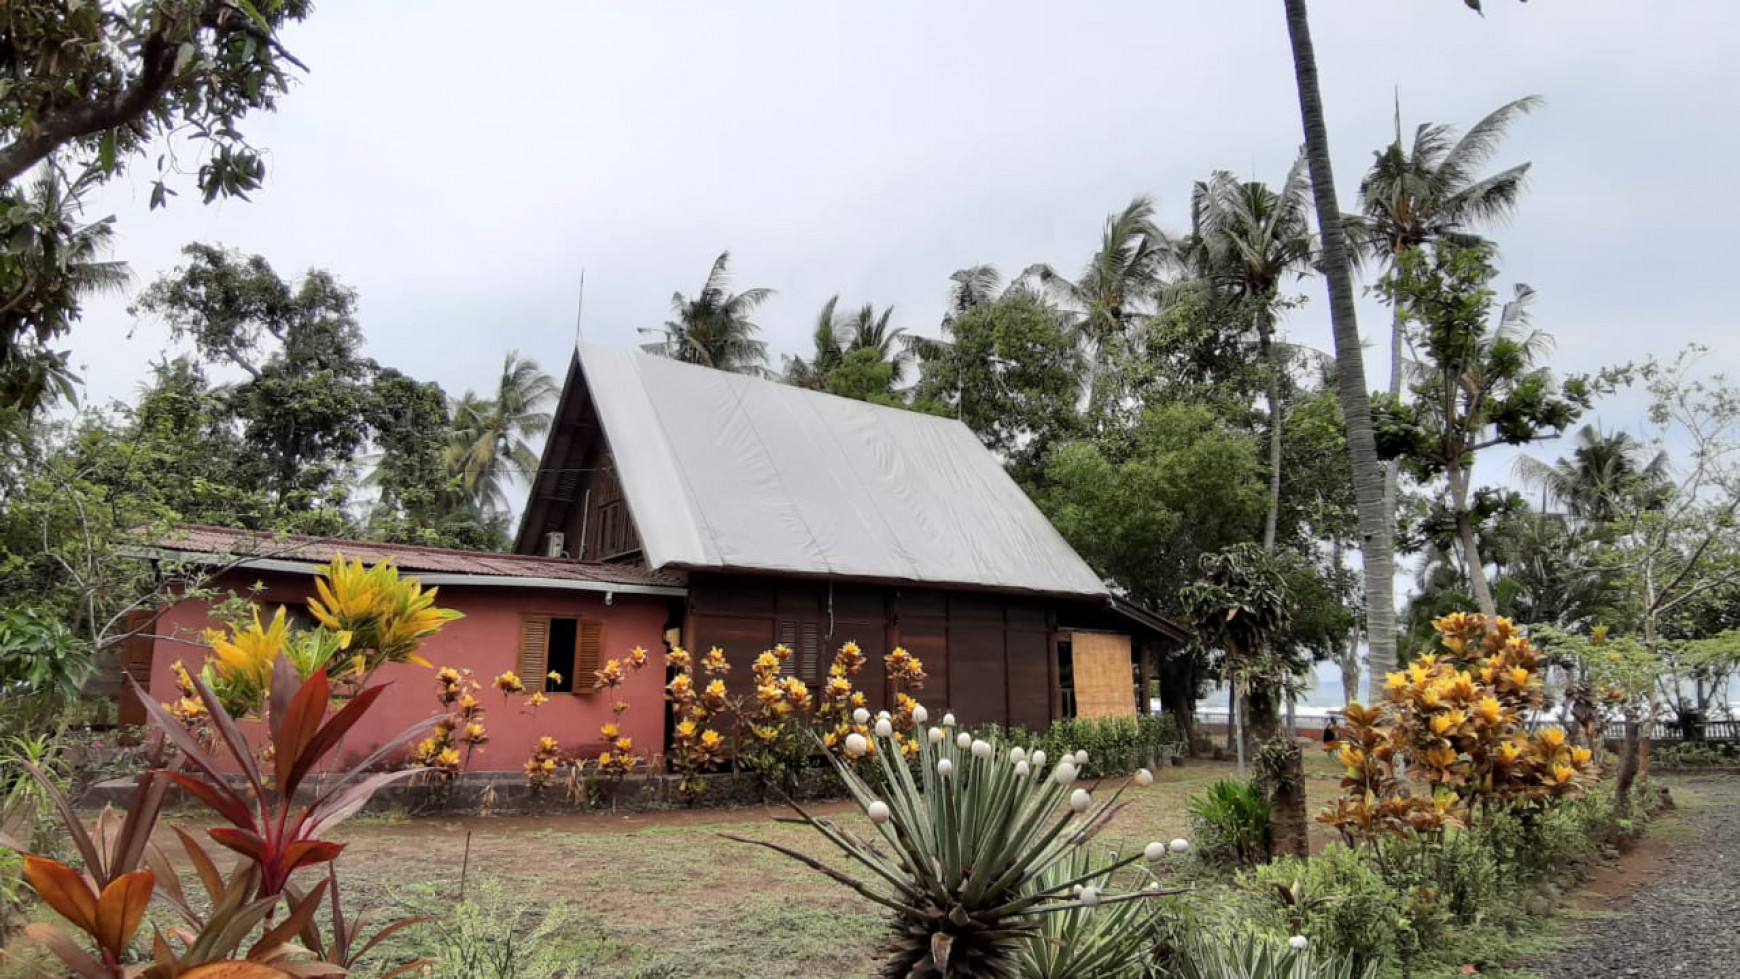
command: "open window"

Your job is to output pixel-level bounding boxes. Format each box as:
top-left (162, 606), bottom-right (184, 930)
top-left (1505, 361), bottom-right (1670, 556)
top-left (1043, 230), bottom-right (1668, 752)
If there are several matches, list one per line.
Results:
top-left (518, 615), bottom-right (604, 694)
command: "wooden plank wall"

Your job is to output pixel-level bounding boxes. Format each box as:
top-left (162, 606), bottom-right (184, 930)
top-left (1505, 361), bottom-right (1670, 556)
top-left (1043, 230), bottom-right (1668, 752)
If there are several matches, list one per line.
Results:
top-left (1071, 631), bottom-right (1134, 718)
top-left (685, 575), bottom-right (1055, 729)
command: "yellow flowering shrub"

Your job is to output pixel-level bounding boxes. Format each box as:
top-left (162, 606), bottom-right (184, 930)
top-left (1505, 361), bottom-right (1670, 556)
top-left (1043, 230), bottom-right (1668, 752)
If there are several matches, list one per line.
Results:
top-left (667, 645), bottom-right (730, 795)
top-left (588, 646), bottom-right (652, 783)
top-left (1320, 614), bottom-right (1598, 844)
top-left (411, 667), bottom-right (488, 781)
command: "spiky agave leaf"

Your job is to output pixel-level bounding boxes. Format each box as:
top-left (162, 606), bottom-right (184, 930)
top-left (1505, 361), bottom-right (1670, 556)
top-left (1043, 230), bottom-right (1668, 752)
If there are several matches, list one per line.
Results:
top-left (730, 715), bottom-right (1184, 979)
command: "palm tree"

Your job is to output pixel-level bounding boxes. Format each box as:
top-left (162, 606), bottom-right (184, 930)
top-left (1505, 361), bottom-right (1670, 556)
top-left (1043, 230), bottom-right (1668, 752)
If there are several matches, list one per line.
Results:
top-left (943, 264), bottom-right (1006, 327)
top-left (446, 352), bottom-right (559, 513)
top-left (1184, 159), bottom-right (1316, 551)
top-left (783, 295), bottom-right (847, 391)
top-left (1, 166), bottom-right (131, 413)
top-left (840, 302), bottom-right (911, 375)
top-left (1353, 96), bottom-right (1540, 568)
top-left (1282, 0), bottom-right (1396, 700)
top-left (1514, 425), bottom-right (1671, 527)
top-left (641, 251), bottom-right (774, 375)
top-left (1024, 196), bottom-right (1170, 418)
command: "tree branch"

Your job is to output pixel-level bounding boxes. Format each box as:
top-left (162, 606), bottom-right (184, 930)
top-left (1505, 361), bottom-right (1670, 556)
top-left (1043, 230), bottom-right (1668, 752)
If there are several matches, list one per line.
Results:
top-left (0, 24), bottom-right (180, 187)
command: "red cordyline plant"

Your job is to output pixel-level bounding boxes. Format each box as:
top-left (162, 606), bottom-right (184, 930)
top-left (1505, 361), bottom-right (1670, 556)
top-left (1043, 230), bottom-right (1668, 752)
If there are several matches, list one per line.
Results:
top-left (2, 656), bottom-right (438, 979)
top-left (137, 659), bottom-right (438, 900)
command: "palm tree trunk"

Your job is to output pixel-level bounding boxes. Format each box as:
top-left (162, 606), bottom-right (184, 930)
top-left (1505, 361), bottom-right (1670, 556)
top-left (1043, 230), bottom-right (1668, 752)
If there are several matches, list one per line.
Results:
top-left (1262, 326), bottom-right (1284, 552)
top-left (1447, 460), bottom-right (1498, 617)
top-left (1283, 0), bottom-right (1398, 701)
top-left (1383, 302), bottom-right (1404, 574)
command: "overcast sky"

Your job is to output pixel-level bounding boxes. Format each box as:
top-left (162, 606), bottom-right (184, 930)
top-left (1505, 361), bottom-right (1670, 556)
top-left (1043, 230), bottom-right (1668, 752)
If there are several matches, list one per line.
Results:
top-left (69, 0), bottom-right (1738, 422)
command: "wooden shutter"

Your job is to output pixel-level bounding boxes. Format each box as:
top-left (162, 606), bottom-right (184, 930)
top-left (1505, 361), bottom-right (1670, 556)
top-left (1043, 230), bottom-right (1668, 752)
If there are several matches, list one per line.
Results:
top-left (799, 622), bottom-right (821, 683)
top-left (577, 621), bottom-right (605, 693)
top-left (518, 615), bottom-right (551, 694)
top-left (777, 621), bottom-right (797, 674)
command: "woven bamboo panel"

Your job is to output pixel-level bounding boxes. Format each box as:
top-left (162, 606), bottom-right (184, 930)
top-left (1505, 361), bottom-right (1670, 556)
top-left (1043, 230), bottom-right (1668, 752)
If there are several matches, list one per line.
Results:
top-left (1072, 632), bottom-right (1133, 719)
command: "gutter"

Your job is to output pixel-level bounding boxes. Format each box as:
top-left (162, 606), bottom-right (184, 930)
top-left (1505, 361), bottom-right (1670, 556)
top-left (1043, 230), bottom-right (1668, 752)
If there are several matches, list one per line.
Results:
top-left (124, 546), bottom-right (689, 599)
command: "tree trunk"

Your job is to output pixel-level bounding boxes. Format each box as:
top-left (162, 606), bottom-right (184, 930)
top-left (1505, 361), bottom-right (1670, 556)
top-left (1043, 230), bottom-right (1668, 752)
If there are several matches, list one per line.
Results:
top-left (1613, 712), bottom-right (1643, 821)
top-left (1157, 653), bottom-right (1201, 756)
top-left (1331, 535), bottom-right (1362, 703)
top-left (1261, 326), bottom-right (1285, 552)
top-left (1257, 737), bottom-right (1309, 860)
top-left (1382, 303), bottom-right (1404, 606)
top-left (1339, 626), bottom-right (1361, 705)
top-left (1447, 461), bottom-right (1498, 617)
top-left (1283, 0), bottom-right (1398, 702)
top-left (1245, 678), bottom-right (1283, 751)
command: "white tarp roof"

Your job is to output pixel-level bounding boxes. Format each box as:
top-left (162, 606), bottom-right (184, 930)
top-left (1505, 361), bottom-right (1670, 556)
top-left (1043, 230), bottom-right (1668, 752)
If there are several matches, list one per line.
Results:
top-left (579, 343), bottom-right (1110, 598)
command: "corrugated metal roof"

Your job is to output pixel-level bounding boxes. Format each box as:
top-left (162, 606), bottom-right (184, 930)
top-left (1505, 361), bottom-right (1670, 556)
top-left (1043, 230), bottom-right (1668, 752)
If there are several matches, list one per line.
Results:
top-left (578, 344), bottom-right (1111, 599)
top-left (152, 525), bottom-right (687, 589)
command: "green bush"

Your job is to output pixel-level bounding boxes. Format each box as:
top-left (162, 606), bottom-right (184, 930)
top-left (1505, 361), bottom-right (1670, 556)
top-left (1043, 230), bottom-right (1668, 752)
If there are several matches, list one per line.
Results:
top-left (1651, 740), bottom-right (1740, 767)
top-left (1248, 846), bottom-right (1401, 977)
top-left (1190, 778), bottom-right (1273, 867)
top-left (991, 714), bottom-right (1183, 778)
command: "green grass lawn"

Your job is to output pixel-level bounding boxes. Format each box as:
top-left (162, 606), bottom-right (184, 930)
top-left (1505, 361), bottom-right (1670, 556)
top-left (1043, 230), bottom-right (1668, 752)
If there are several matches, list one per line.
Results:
top-left (0, 754), bottom-right (1346, 979)
top-left (323, 755), bottom-right (1341, 978)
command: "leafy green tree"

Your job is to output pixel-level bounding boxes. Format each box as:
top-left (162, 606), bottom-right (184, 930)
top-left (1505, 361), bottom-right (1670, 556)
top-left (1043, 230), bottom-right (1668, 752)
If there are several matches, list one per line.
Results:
top-left (642, 250), bottom-right (773, 375)
top-left (0, 0), bottom-right (314, 413)
top-left (134, 244), bottom-right (377, 514)
top-left (1040, 403), bottom-right (1266, 741)
top-left (1181, 160), bottom-right (1316, 550)
top-left (823, 347), bottom-right (898, 403)
top-left (912, 291), bottom-right (1084, 486)
top-left (1183, 543), bottom-right (1301, 759)
top-left (0, 0), bottom-right (309, 195)
top-left (366, 368), bottom-right (504, 550)
top-left (1354, 95), bottom-right (1540, 593)
top-left (1376, 243), bottom-right (1590, 617)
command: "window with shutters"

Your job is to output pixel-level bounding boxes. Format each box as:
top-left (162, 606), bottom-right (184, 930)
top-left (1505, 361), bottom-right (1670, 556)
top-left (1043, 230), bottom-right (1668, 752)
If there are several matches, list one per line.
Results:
top-left (518, 615), bottom-right (605, 695)
top-left (776, 619), bottom-right (823, 685)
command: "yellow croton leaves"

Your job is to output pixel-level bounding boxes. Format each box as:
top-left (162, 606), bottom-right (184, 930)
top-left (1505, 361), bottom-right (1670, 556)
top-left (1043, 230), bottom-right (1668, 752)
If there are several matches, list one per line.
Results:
top-left (309, 553), bottom-right (463, 669)
top-left (178, 554), bottom-right (462, 720)
top-left (1320, 613), bottom-right (1600, 844)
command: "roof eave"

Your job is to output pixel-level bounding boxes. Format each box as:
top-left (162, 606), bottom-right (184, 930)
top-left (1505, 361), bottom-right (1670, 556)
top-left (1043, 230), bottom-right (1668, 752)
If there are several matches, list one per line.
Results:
top-left (126, 546), bottom-right (689, 598)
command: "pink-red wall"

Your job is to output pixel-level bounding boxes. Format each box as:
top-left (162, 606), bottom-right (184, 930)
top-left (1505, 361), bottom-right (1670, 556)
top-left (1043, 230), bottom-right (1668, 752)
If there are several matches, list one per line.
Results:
top-left (145, 571), bottom-right (676, 773)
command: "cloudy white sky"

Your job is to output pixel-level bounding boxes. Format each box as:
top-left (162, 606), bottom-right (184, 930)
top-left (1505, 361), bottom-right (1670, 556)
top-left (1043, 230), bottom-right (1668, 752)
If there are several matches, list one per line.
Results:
top-left (70, 0), bottom-right (1738, 421)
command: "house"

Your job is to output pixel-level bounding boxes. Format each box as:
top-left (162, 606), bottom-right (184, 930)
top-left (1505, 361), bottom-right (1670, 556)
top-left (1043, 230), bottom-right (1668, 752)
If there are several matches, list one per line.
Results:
top-left (130, 526), bottom-right (685, 769)
top-left (513, 343), bottom-right (1184, 730)
top-left (135, 343), bottom-right (1184, 771)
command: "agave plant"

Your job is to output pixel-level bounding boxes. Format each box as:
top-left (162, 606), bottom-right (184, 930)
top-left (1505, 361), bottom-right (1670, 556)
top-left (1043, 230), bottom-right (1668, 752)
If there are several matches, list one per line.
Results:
top-left (726, 712), bottom-right (1189, 979)
top-left (1175, 934), bottom-right (1377, 979)
top-left (1016, 851), bottom-right (1176, 979)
